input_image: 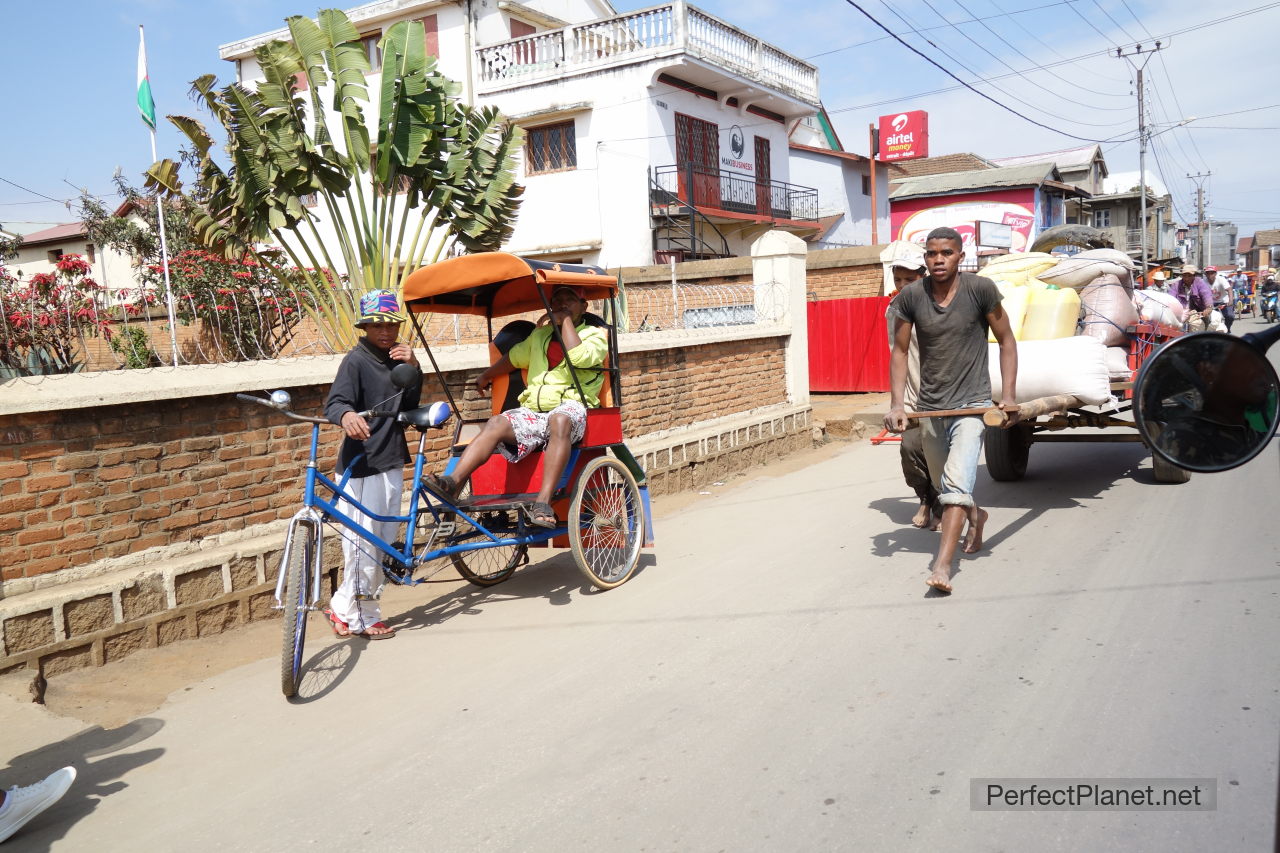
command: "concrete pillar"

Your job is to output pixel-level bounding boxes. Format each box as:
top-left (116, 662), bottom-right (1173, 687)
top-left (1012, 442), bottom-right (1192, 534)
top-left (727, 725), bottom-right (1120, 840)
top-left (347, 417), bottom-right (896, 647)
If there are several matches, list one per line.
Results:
top-left (751, 230), bottom-right (809, 406)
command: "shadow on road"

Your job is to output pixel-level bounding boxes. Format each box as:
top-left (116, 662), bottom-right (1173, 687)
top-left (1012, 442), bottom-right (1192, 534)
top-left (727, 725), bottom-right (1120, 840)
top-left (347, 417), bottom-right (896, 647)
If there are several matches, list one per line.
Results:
top-left (290, 550), bottom-right (659, 701)
top-left (3, 718), bottom-right (165, 851)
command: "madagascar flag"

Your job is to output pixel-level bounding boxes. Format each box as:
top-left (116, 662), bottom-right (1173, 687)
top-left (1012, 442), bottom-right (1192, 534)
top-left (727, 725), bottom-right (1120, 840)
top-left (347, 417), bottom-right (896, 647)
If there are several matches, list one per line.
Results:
top-left (137, 26), bottom-right (156, 130)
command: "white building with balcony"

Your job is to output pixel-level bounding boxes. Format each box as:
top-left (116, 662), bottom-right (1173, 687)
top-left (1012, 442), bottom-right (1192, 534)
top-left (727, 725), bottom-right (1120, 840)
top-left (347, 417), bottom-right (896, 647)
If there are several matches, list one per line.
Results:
top-left (220, 0), bottom-right (857, 268)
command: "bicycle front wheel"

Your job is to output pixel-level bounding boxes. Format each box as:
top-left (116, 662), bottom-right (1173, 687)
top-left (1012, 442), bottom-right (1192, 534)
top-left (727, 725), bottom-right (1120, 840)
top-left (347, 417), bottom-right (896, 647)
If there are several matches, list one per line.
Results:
top-left (569, 456), bottom-right (644, 589)
top-left (280, 525), bottom-right (314, 697)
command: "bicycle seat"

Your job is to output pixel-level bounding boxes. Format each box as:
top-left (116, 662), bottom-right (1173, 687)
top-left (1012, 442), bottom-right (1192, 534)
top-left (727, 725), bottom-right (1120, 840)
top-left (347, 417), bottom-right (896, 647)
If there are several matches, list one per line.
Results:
top-left (401, 402), bottom-right (453, 430)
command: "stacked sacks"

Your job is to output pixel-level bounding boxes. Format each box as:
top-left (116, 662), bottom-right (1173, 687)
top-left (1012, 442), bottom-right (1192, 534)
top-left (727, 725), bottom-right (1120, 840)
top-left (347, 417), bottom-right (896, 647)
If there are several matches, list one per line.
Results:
top-left (981, 252), bottom-right (1058, 288)
top-left (1078, 273), bottom-right (1139, 347)
top-left (987, 336), bottom-right (1114, 406)
top-left (1038, 252), bottom-right (1134, 291)
top-left (1132, 289), bottom-right (1185, 327)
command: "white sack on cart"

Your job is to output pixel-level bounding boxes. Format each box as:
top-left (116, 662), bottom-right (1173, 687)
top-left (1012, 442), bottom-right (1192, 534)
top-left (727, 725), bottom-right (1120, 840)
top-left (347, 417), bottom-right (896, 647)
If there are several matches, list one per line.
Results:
top-left (1133, 289), bottom-right (1185, 326)
top-left (1039, 255), bottom-right (1132, 289)
top-left (1080, 273), bottom-right (1139, 347)
top-left (1104, 346), bottom-right (1132, 380)
top-left (988, 336), bottom-right (1114, 407)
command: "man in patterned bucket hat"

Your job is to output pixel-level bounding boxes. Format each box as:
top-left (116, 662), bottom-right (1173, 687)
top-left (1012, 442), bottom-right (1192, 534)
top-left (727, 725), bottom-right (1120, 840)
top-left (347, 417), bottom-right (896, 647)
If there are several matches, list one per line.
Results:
top-left (322, 290), bottom-right (420, 639)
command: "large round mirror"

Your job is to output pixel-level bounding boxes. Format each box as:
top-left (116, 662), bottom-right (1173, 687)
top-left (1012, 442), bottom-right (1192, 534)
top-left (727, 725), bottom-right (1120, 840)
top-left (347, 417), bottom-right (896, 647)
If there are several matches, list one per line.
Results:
top-left (390, 362), bottom-right (423, 390)
top-left (1135, 332), bottom-right (1280, 472)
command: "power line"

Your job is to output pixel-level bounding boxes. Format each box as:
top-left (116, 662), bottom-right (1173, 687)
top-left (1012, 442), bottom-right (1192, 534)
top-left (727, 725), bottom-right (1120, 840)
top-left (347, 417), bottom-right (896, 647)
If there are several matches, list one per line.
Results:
top-left (923, 0), bottom-right (1132, 110)
top-left (0, 176), bottom-right (68, 206)
top-left (837, 0), bottom-right (1115, 141)
top-left (806, 0), bottom-right (1083, 58)
top-left (983, 0), bottom-right (1130, 91)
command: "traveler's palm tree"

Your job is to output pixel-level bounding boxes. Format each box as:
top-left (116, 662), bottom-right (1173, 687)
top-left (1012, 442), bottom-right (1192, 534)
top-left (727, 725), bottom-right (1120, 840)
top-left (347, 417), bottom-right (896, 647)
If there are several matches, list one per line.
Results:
top-left (150, 9), bottom-right (523, 349)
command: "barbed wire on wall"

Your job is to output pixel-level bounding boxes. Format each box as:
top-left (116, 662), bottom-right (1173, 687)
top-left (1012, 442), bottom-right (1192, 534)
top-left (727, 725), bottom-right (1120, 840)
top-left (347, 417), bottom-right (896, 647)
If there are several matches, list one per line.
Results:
top-left (0, 278), bottom-right (792, 383)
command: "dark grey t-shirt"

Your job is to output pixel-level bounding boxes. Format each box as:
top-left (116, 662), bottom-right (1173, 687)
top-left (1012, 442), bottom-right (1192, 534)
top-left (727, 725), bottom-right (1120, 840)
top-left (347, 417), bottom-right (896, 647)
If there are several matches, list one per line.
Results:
top-left (893, 272), bottom-right (1002, 411)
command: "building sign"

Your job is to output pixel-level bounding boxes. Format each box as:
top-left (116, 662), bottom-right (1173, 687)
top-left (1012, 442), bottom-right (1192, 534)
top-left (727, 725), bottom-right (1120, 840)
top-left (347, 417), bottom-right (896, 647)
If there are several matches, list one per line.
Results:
top-left (891, 189), bottom-right (1037, 253)
top-left (878, 111), bottom-right (929, 162)
top-left (975, 220), bottom-right (1013, 249)
top-left (721, 125), bottom-right (753, 173)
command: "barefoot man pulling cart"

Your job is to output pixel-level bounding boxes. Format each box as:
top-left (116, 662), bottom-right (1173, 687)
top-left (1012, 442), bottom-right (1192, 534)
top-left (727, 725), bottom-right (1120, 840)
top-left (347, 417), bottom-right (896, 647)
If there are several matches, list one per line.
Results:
top-left (884, 227), bottom-right (1020, 594)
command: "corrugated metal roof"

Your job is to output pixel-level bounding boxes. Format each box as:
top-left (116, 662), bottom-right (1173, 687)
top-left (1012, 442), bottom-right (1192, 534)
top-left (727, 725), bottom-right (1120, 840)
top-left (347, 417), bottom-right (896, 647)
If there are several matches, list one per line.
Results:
top-left (990, 144), bottom-right (1102, 171)
top-left (18, 222), bottom-right (87, 245)
top-left (889, 163), bottom-right (1059, 199)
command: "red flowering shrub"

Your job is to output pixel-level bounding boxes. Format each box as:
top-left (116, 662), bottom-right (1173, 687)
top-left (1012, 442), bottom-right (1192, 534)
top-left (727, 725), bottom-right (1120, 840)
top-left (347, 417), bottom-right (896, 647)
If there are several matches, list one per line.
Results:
top-left (0, 256), bottom-right (112, 377)
top-left (142, 249), bottom-right (305, 360)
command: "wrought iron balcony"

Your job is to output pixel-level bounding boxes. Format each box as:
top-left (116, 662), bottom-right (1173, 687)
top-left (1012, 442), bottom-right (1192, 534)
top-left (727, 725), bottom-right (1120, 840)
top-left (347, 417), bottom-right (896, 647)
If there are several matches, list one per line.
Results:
top-left (475, 2), bottom-right (819, 105)
top-left (652, 164), bottom-right (818, 223)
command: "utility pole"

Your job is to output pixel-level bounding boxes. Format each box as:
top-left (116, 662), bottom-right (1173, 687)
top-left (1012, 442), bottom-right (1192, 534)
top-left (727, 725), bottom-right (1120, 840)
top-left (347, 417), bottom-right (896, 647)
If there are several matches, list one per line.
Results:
top-left (1116, 42), bottom-right (1165, 284)
top-left (1188, 171), bottom-right (1211, 267)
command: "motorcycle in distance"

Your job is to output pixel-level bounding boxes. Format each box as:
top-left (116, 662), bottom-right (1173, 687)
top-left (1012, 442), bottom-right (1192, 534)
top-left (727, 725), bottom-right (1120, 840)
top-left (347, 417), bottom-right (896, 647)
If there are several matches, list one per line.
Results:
top-left (1134, 324), bottom-right (1280, 473)
top-left (1262, 291), bottom-right (1279, 324)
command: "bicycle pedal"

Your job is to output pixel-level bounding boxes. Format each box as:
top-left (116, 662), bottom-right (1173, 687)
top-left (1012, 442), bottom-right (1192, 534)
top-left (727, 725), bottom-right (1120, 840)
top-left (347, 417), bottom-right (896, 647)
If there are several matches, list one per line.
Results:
top-left (438, 521), bottom-right (456, 537)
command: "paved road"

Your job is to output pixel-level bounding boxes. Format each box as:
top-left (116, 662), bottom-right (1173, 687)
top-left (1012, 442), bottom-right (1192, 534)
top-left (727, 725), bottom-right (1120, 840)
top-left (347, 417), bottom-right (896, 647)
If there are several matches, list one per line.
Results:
top-left (5, 376), bottom-right (1279, 851)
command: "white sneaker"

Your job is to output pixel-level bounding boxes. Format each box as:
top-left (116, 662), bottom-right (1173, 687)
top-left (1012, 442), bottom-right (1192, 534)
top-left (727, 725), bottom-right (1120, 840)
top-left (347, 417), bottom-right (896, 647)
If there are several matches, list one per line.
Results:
top-left (0, 766), bottom-right (76, 844)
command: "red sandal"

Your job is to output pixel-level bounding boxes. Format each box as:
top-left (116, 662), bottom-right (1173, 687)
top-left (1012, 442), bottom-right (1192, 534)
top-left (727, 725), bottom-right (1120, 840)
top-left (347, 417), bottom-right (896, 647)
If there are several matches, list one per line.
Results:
top-left (323, 608), bottom-right (351, 637)
top-left (354, 621), bottom-right (396, 640)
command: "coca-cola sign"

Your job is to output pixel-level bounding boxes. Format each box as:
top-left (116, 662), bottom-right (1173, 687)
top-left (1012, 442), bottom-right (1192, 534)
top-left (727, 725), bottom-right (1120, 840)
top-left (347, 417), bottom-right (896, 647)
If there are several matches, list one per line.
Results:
top-left (878, 111), bottom-right (929, 162)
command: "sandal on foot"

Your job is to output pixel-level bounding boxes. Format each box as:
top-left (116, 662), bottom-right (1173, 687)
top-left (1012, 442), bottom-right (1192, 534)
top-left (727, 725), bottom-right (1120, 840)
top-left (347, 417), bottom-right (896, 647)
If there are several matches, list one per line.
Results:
top-left (525, 501), bottom-right (558, 529)
top-left (424, 473), bottom-right (459, 499)
top-left (324, 608), bottom-right (351, 637)
top-left (354, 621), bottom-right (396, 640)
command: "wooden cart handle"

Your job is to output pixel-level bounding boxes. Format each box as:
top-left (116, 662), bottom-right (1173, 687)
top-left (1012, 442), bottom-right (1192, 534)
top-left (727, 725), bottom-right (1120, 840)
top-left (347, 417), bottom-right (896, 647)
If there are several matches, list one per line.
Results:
top-left (903, 394), bottom-right (1082, 427)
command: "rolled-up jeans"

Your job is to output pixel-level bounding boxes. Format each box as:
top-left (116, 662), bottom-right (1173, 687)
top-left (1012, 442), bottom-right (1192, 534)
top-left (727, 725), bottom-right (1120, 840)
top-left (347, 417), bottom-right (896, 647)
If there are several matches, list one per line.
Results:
top-left (920, 400), bottom-right (990, 508)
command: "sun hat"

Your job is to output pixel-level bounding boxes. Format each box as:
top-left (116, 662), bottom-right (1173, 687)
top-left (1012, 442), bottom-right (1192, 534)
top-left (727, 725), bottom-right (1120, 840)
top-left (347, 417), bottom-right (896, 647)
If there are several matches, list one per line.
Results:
top-left (356, 289), bottom-right (406, 325)
top-left (1181, 264), bottom-right (1199, 275)
top-left (1205, 265), bottom-right (1218, 272)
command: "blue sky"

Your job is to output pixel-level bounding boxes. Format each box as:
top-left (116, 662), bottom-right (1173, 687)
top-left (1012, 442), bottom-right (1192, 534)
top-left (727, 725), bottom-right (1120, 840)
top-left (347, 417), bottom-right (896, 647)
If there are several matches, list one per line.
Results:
top-left (3, 0), bottom-right (1277, 238)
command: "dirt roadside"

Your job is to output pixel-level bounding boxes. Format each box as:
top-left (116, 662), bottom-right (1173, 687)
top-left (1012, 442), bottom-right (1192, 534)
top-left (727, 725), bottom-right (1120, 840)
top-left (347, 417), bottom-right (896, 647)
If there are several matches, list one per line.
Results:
top-left (0, 435), bottom-right (861, 729)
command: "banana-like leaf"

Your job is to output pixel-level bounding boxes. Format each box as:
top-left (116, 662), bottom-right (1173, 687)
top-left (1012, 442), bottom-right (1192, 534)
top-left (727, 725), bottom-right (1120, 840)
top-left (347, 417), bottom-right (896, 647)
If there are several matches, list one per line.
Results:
top-left (144, 159), bottom-right (183, 195)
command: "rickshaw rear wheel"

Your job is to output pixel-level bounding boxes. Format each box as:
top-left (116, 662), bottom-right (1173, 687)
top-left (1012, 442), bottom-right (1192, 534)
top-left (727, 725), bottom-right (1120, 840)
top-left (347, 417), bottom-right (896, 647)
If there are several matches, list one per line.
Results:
top-left (569, 456), bottom-right (644, 590)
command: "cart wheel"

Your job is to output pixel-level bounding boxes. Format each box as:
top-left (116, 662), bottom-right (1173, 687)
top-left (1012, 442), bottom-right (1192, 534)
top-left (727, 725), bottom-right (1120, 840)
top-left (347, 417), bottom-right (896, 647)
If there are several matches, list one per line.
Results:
top-left (450, 537), bottom-right (526, 587)
top-left (1151, 451), bottom-right (1192, 484)
top-left (569, 456), bottom-right (645, 589)
top-left (984, 424), bottom-right (1032, 482)
top-left (441, 485), bottom-right (525, 587)
top-left (280, 524), bottom-right (315, 698)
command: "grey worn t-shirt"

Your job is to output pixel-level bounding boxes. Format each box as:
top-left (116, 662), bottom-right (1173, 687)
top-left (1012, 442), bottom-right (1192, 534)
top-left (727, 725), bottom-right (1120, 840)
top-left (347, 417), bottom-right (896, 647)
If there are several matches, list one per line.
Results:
top-left (893, 272), bottom-right (1002, 411)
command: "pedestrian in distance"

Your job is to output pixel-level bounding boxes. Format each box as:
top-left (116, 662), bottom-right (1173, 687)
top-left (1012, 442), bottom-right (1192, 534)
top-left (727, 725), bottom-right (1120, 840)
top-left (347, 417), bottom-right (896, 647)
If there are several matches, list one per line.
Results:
top-left (0, 766), bottom-right (76, 844)
top-left (323, 290), bottom-right (422, 640)
top-left (884, 227), bottom-right (1020, 594)
top-left (1168, 265), bottom-right (1215, 332)
top-left (884, 249), bottom-right (941, 530)
top-left (1206, 266), bottom-right (1234, 333)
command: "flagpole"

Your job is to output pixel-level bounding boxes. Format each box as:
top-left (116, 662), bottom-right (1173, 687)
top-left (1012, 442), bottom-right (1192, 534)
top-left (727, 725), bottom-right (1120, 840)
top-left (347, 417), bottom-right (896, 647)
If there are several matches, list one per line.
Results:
top-left (139, 25), bottom-right (180, 368)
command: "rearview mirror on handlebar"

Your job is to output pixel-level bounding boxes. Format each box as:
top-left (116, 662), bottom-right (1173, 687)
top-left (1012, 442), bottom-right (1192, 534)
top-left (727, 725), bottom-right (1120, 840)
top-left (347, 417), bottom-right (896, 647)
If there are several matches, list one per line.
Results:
top-left (391, 362), bottom-right (422, 390)
top-left (1135, 330), bottom-right (1280, 472)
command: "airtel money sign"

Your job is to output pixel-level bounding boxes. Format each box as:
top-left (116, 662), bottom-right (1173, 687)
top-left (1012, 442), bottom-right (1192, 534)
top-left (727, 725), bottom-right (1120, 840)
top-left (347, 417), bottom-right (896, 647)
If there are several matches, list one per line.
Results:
top-left (878, 111), bottom-right (929, 162)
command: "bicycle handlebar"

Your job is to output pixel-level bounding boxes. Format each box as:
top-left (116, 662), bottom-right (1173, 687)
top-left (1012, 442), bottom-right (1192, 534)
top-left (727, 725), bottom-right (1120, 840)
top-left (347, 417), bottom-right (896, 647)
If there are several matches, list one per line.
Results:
top-left (236, 393), bottom-right (429, 427)
top-left (234, 393), bottom-right (328, 425)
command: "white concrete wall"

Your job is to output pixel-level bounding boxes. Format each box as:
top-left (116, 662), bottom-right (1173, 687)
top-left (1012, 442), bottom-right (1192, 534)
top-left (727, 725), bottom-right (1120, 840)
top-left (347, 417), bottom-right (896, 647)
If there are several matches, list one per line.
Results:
top-left (788, 148), bottom-right (890, 248)
top-left (10, 239), bottom-right (138, 298)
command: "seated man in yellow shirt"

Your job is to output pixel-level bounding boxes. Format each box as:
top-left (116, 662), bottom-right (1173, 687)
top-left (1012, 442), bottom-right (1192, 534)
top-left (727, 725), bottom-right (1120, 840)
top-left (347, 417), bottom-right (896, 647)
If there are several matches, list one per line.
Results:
top-left (428, 285), bottom-right (609, 528)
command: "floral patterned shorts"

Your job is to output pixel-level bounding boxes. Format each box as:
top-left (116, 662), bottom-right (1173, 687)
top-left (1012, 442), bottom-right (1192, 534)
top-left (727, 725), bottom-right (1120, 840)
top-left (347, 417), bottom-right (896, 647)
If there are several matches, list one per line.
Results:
top-left (498, 401), bottom-right (587, 463)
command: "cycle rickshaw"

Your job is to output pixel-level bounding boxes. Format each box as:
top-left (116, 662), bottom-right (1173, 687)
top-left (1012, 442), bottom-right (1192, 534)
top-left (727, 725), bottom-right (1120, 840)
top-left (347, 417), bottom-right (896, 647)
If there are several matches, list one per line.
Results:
top-left (240, 254), bottom-right (653, 697)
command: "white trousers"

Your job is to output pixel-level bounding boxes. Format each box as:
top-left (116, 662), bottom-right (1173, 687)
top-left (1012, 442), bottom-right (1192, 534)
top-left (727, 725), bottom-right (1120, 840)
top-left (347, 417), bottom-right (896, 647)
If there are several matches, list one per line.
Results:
top-left (330, 469), bottom-right (403, 632)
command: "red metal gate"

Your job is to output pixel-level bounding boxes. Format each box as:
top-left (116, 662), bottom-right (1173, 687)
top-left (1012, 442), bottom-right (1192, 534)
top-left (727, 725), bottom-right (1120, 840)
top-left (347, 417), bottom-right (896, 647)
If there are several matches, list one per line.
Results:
top-left (807, 296), bottom-right (894, 392)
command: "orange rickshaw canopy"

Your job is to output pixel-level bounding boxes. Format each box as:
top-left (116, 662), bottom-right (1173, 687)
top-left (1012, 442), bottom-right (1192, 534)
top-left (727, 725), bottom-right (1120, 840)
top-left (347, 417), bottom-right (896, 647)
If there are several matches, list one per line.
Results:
top-left (401, 253), bottom-right (617, 318)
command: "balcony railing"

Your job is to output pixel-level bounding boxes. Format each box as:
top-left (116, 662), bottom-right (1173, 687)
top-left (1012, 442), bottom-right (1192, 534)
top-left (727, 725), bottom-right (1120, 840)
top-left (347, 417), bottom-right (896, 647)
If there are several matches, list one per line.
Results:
top-left (475, 2), bottom-right (819, 104)
top-left (653, 165), bottom-right (818, 223)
